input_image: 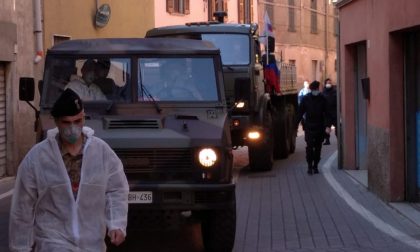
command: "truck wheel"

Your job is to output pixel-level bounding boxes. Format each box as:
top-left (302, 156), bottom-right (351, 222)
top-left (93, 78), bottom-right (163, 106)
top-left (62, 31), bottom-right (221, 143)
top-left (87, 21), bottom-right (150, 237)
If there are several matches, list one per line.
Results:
top-left (272, 106), bottom-right (289, 159)
top-left (201, 205), bottom-right (236, 252)
top-left (248, 111), bottom-right (274, 171)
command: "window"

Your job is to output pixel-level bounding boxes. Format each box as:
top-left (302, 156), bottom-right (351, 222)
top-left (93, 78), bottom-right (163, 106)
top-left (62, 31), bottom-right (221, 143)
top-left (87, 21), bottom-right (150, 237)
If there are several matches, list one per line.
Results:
top-left (166, 0), bottom-right (190, 15)
top-left (138, 58), bottom-right (219, 102)
top-left (202, 34), bottom-right (250, 65)
top-left (312, 60), bottom-right (318, 80)
top-left (288, 0), bottom-right (296, 32)
top-left (289, 59), bottom-right (296, 65)
top-left (310, 0), bottom-right (318, 34)
top-left (238, 0), bottom-right (253, 23)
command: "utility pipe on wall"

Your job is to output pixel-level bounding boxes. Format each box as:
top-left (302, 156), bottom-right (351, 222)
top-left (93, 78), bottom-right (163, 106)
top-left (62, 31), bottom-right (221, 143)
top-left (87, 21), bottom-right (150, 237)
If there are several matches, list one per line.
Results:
top-left (33, 0), bottom-right (43, 63)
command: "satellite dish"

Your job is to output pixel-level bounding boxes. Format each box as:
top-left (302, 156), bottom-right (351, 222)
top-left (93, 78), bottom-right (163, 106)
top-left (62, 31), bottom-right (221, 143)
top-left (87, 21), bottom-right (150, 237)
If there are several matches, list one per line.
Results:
top-left (95, 4), bottom-right (111, 28)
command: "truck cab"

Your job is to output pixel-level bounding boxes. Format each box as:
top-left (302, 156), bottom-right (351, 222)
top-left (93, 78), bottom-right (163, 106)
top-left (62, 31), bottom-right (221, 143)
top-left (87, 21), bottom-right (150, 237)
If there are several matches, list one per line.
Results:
top-left (19, 38), bottom-right (236, 252)
top-left (147, 21), bottom-right (298, 171)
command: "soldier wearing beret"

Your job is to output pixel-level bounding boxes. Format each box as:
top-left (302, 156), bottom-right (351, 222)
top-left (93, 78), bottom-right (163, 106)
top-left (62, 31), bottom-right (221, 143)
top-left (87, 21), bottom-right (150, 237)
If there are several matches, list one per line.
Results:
top-left (296, 81), bottom-right (332, 175)
top-left (9, 89), bottom-right (129, 251)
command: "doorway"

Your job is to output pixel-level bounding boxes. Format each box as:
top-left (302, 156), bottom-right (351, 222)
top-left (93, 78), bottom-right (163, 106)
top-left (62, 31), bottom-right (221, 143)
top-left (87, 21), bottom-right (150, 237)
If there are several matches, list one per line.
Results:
top-left (355, 43), bottom-right (368, 170)
top-left (405, 30), bottom-right (420, 201)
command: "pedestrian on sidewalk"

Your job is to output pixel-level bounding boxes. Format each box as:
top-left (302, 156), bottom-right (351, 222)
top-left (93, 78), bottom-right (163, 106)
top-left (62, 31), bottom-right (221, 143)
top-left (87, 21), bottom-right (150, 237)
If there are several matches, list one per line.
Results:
top-left (297, 80), bottom-right (311, 130)
top-left (322, 78), bottom-right (337, 145)
top-left (9, 88), bottom-right (129, 252)
top-left (296, 81), bottom-right (332, 174)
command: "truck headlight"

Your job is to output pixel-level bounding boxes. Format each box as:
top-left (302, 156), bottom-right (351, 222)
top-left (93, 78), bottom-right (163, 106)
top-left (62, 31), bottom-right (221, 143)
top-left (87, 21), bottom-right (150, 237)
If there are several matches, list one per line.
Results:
top-left (247, 130), bottom-right (261, 140)
top-left (235, 101), bottom-right (245, 108)
top-left (198, 148), bottom-right (217, 167)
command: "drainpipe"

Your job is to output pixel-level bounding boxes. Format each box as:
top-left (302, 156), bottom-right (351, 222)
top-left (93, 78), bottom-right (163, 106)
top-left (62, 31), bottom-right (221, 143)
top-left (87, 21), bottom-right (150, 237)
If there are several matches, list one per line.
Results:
top-left (34, 0), bottom-right (43, 64)
top-left (324, 0), bottom-right (328, 80)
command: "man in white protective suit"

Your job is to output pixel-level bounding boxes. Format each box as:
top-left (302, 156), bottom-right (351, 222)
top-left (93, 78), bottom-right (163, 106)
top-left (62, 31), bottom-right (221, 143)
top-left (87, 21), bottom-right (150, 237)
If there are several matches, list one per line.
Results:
top-left (9, 88), bottom-right (129, 252)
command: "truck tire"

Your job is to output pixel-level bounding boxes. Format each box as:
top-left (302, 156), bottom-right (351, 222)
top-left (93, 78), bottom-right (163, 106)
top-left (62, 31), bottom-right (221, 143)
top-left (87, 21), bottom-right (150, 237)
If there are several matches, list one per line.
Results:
top-left (201, 204), bottom-right (236, 252)
top-left (248, 110), bottom-right (274, 171)
top-left (272, 106), bottom-right (289, 159)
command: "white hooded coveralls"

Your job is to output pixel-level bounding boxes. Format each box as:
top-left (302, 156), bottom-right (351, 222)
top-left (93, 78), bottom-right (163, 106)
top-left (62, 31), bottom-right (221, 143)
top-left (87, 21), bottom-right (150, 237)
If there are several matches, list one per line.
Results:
top-left (9, 127), bottom-right (129, 252)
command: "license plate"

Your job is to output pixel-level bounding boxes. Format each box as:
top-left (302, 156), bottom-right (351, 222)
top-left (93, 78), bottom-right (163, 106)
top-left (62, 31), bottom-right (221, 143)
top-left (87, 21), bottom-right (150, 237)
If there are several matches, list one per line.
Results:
top-left (128, 191), bottom-right (153, 204)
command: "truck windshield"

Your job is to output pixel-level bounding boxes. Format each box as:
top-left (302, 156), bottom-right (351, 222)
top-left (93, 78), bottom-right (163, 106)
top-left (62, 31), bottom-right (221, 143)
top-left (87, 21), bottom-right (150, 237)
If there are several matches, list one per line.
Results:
top-left (138, 57), bottom-right (219, 102)
top-left (42, 57), bottom-right (131, 107)
top-left (202, 34), bottom-right (250, 66)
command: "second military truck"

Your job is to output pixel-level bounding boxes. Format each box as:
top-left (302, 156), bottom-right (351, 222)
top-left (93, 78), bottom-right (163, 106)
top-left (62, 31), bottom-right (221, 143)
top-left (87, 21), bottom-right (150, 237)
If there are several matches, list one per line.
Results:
top-left (147, 16), bottom-right (298, 171)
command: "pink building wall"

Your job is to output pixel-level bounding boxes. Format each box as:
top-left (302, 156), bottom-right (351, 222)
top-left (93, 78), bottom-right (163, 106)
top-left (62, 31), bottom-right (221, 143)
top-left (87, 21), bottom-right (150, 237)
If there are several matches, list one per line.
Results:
top-left (338, 0), bottom-right (420, 201)
top-left (154, 0), bottom-right (258, 28)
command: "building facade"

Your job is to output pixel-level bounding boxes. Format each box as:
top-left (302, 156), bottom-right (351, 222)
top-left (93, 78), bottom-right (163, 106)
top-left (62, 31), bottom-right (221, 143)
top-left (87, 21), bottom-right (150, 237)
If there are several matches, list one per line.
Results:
top-left (155, 0), bottom-right (259, 27)
top-left (259, 0), bottom-right (338, 87)
top-left (337, 0), bottom-right (420, 202)
top-left (0, 1), bottom-right (38, 177)
top-left (3, 0), bottom-right (155, 175)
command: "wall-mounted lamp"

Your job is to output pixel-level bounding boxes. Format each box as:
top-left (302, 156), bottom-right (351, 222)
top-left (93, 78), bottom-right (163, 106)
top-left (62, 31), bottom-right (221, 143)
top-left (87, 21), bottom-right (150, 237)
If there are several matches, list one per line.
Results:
top-left (95, 4), bottom-right (111, 28)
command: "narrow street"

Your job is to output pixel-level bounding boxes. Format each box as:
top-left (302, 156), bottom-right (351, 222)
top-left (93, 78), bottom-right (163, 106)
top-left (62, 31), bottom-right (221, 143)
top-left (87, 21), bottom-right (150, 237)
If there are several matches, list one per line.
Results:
top-left (1, 133), bottom-right (420, 251)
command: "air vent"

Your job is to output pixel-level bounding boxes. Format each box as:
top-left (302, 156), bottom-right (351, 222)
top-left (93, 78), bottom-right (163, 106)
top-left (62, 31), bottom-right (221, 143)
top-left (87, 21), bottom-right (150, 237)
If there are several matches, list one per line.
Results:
top-left (104, 118), bottom-right (161, 129)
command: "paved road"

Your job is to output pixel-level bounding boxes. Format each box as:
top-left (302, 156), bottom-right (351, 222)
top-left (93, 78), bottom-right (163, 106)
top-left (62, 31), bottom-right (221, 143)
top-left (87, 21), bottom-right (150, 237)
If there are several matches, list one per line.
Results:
top-left (1, 134), bottom-right (420, 251)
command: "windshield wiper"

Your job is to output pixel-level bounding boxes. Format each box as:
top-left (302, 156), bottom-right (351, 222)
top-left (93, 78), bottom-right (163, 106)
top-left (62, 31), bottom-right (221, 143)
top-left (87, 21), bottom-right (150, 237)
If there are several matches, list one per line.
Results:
top-left (142, 85), bottom-right (162, 114)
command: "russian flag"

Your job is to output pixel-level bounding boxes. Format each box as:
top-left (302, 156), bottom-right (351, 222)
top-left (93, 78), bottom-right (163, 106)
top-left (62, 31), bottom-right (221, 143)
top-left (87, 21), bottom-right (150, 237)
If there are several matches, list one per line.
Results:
top-left (264, 61), bottom-right (281, 94)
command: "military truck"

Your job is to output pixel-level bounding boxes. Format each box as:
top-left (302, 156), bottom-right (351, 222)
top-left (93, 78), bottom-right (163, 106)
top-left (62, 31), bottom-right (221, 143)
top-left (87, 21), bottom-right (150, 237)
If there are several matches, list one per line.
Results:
top-left (19, 38), bottom-right (236, 252)
top-left (146, 17), bottom-right (298, 171)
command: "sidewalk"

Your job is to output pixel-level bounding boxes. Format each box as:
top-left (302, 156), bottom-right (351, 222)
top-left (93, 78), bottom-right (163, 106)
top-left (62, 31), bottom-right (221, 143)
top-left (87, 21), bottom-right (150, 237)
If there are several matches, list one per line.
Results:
top-left (346, 169), bottom-right (420, 228)
top-left (234, 135), bottom-right (420, 251)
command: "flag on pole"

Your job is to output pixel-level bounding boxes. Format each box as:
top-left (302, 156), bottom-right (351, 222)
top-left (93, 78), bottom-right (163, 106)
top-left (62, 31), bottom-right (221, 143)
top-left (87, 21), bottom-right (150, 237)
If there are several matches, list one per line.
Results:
top-left (263, 10), bottom-right (274, 38)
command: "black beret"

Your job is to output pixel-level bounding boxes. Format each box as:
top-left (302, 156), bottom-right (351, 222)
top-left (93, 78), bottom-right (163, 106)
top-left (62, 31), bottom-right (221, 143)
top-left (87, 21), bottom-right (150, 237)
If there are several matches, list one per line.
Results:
top-left (51, 88), bottom-right (84, 118)
top-left (309, 81), bottom-right (320, 90)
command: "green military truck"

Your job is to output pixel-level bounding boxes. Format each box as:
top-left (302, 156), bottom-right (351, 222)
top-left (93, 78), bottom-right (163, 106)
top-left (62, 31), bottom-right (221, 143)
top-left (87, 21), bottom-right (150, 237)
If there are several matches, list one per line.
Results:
top-left (146, 17), bottom-right (298, 171)
top-left (19, 38), bottom-right (236, 252)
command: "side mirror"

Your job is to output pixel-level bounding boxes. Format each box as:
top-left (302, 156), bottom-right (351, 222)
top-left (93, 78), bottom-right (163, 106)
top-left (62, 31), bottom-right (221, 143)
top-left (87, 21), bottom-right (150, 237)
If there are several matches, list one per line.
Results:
top-left (19, 77), bottom-right (35, 101)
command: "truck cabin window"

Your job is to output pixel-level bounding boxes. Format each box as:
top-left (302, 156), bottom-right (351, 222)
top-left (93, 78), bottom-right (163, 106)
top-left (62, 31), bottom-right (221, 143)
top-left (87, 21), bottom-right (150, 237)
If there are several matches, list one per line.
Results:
top-left (202, 34), bottom-right (250, 66)
top-left (43, 58), bottom-right (131, 106)
top-left (138, 57), bottom-right (219, 102)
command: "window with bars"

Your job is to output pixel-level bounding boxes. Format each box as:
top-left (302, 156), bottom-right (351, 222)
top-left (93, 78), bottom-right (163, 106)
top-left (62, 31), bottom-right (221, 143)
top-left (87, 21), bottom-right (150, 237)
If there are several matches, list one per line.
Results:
top-left (310, 0), bottom-right (318, 34)
top-left (288, 0), bottom-right (296, 32)
top-left (166, 0), bottom-right (190, 15)
top-left (238, 0), bottom-right (254, 24)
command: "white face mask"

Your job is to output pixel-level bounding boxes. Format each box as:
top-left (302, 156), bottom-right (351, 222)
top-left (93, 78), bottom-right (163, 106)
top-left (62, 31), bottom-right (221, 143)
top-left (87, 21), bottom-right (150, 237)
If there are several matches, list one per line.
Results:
top-left (311, 90), bottom-right (320, 96)
top-left (304, 82), bottom-right (309, 89)
top-left (60, 124), bottom-right (82, 144)
top-left (325, 83), bottom-right (332, 89)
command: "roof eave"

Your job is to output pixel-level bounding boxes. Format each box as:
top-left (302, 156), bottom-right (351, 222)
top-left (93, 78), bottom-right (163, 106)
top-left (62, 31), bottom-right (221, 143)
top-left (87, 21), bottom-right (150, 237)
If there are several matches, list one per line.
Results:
top-left (336, 0), bottom-right (354, 8)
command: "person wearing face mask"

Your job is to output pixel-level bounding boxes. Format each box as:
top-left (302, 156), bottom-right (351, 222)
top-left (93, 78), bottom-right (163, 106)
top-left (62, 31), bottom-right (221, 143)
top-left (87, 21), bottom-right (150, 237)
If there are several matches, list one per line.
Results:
top-left (322, 78), bottom-right (337, 145)
top-left (65, 59), bottom-right (107, 101)
top-left (9, 89), bottom-right (129, 251)
top-left (295, 81), bottom-right (332, 175)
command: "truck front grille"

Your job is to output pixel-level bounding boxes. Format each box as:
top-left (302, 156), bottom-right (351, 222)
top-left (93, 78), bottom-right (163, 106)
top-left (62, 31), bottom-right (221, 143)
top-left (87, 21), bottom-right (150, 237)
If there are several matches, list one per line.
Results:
top-left (115, 148), bottom-right (194, 181)
top-left (104, 118), bottom-right (161, 129)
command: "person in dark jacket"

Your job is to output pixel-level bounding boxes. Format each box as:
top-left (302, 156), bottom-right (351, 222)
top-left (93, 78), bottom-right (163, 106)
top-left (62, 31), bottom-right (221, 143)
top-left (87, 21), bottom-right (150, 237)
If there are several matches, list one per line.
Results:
top-left (296, 81), bottom-right (332, 174)
top-left (322, 78), bottom-right (337, 145)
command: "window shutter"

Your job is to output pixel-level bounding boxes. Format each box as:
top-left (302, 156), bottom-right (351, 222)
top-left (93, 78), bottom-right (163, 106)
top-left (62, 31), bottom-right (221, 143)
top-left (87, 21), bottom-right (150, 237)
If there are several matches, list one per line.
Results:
top-left (185, 0), bottom-right (190, 14)
top-left (167, 0), bottom-right (174, 14)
